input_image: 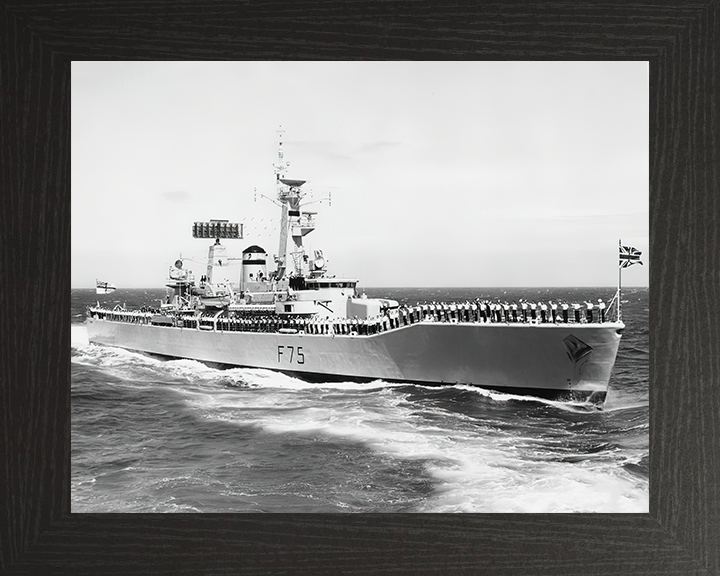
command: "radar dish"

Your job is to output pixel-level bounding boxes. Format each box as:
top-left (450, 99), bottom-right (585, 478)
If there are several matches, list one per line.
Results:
top-left (174, 259), bottom-right (183, 269)
top-left (280, 179), bottom-right (306, 187)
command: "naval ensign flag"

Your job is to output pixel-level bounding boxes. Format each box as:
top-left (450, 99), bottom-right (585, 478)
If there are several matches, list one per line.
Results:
top-left (619, 244), bottom-right (643, 268)
top-left (615, 240), bottom-right (644, 322)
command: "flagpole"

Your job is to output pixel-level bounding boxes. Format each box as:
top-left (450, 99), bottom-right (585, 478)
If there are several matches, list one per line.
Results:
top-left (617, 241), bottom-right (643, 323)
top-left (617, 238), bottom-right (622, 323)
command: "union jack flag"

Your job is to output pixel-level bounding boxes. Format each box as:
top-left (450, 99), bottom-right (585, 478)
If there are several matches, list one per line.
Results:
top-left (619, 245), bottom-right (643, 268)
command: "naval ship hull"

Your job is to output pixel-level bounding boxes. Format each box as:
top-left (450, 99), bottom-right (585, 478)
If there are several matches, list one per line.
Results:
top-left (86, 318), bottom-right (623, 404)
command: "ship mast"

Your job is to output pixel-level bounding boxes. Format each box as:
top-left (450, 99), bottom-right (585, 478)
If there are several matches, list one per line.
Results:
top-left (273, 127), bottom-right (317, 280)
top-left (274, 127), bottom-right (290, 279)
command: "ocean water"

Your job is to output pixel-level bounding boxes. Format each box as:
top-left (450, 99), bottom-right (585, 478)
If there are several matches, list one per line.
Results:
top-left (71, 287), bottom-right (649, 513)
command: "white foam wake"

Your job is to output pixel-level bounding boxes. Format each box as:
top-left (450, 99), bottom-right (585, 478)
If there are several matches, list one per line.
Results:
top-left (70, 324), bottom-right (89, 349)
top-left (182, 380), bottom-right (648, 513)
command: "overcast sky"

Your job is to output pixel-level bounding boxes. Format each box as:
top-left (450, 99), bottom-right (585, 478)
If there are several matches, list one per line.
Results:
top-left (72, 61), bottom-right (648, 289)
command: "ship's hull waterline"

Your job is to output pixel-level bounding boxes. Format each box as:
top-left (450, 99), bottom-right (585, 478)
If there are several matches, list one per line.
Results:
top-left (86, 318), bottom-right (623, 404)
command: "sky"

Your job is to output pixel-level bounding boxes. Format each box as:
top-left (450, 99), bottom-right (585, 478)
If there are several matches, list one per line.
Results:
top-left (71, 61), bottom-right (648, 288)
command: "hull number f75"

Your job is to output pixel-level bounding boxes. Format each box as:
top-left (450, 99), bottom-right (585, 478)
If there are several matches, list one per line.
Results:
top-left (277, 345), bottom-right (305, 364)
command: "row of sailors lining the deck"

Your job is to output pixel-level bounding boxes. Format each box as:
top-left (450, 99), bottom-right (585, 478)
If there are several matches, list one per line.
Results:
top-left (193, 312), bottom-right (421, 335)
top-left (88, 309), bottom-right (156, 323)
top-left (195, 298), bottom-right (607, 334)
top-left (340, 299), bottom-right (607, 326)
top-left (88, 298), bottom-right (609, 333)
top-left (459, 299), bottom-right (609, 324)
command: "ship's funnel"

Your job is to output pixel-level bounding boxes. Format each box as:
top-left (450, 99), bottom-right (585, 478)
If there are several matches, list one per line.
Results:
top-left (242, 245), bottom-right (268, 285)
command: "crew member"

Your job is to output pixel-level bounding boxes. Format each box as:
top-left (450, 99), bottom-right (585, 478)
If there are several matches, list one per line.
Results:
top-left (585, 300), bottom-right (595, 323)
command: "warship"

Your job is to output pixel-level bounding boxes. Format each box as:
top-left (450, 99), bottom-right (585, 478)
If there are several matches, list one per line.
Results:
top-left (86, 133), bottom-right (633, 406)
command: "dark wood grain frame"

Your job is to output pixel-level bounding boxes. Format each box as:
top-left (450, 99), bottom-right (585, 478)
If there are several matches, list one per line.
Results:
top-left (1, 2), bottom-right (717, 574)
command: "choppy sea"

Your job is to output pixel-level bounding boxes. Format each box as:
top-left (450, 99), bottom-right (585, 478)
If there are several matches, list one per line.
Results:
top-left (71, 287), bottom-right (648, 513)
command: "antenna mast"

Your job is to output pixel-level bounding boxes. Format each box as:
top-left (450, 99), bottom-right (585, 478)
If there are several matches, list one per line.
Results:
top-left (274, 127), bottom-right (289, 278)
top-left (272, 127), bottom-right (316, 280)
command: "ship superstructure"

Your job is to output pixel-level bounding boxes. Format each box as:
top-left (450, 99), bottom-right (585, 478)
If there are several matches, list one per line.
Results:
top-left (86, 132), bottom-right (629, 406)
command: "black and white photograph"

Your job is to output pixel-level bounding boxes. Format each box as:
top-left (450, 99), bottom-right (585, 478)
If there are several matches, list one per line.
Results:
top-left (71, 61), bottom-right (649, 513)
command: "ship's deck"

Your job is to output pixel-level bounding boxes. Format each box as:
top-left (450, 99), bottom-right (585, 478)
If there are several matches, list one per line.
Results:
top-left (87, 300), bottom-right (615, 337)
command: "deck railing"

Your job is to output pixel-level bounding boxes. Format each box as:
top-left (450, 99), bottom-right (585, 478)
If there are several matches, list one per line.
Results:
top-left (88, 299), bottom-right (614, 338)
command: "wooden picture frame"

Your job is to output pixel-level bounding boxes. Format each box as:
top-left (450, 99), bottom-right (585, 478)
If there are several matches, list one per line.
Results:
top-left (1, 2), bottom-right (716, 574)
